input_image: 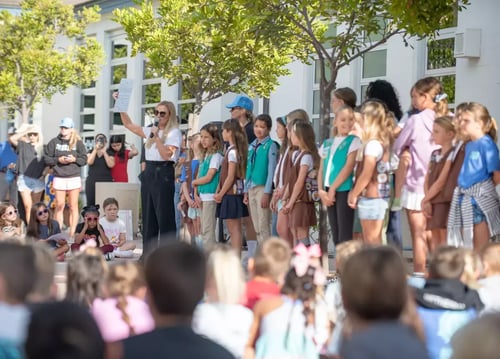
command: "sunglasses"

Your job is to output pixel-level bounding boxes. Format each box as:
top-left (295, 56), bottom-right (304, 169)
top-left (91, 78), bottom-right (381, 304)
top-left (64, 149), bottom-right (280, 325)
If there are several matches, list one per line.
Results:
top-left (37, 208), bottom-right (49, 216)
top-left (154, 110), bottom-right (167, 117)
top-left (85, 217), bottom-right (98, 221)
top-left (5, 209), bottom-right (17, 216)
top-left (27, 132), bottom-right (38, 137)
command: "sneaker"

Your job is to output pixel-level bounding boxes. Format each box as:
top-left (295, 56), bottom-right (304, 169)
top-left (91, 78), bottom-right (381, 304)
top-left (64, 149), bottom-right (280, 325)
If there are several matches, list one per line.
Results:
top-left (391, 198), bottom-right (402, 212)
top-left (115, 250), bottom-right (134, 258)
top-left (104, 252), bottom-right (115, 261)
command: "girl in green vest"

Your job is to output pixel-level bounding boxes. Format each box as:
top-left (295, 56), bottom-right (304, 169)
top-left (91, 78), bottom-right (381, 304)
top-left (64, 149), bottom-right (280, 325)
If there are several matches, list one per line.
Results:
top-left (318, 105), bottom-right (361, 245)
top-left (192, 124), bottom-right (223, 250)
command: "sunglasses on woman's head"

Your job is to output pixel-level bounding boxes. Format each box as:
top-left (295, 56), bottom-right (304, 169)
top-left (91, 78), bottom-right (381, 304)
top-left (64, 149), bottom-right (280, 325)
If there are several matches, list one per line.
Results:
top-left (154, 110), bottom-right (167, 117)
top-left (37, 208), bottom-right (49, 216)
top-left (27, 132), bottom-right (38, 137)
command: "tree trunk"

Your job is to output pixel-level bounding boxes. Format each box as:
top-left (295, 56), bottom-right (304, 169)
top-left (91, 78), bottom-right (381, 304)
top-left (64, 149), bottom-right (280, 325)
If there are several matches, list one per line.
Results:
top-left (21, 101), bottom-right (30, 124)
top-left (318, 78), bottom-right (336, 273)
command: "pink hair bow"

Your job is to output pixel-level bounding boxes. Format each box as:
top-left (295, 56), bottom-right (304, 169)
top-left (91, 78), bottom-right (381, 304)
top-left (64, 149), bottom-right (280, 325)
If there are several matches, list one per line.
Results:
top-left (292, 243), bottom-right (326, 286)
top-left (79, 238), bottom-right (97, 252)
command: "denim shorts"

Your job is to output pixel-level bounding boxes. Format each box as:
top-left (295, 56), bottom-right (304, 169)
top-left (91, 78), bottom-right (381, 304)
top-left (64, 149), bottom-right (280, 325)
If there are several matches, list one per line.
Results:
top-left (17, 175), bottom-right (45, 193)
top-left (473, 204), bottom-right (486, 224)
top-left (357, 197), bottom-right (389, 221)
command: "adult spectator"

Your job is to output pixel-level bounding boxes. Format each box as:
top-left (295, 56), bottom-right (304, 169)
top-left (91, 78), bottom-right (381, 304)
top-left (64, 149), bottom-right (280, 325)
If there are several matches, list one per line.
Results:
top-left (10, 124), bottom-right (46, 224)
top-left (0, 126), bottom-right (18, 206)
top-left (86, 133), bottom-right (115, 206)
top-left (108, 135), bottom-right (138, 183)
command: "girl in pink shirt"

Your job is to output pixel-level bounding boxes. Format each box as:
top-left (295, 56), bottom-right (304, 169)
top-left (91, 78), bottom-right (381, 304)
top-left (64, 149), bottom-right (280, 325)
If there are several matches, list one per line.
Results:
top-left (394, 77), bottom-right (448, 274)
top-left (91, 262), bottom-right (154, 342)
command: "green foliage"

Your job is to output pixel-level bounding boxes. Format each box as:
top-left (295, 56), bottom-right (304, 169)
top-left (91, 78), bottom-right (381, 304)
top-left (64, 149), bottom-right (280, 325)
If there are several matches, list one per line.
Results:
top-left (114, 0), bottom-right (304, 113)
top-left (0, 0), bottom-right (104, 122)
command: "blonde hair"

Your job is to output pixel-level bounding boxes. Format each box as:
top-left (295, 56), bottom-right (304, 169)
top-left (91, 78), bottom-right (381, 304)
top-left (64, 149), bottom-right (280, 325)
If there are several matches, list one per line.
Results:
top-left (481, 242), bottom-right (500, 274)
top-left (68, 128), bottom-right (82, 151)
top-left (145, 101), bottom-right (179, 149)
top-left (18, 124), bottom-right (44, 160)
top-left (206, 246), bottom-right (246, 305)
top-left (335, 239), bottom-right (364, 274)
top-left (460, 249), bottom-right (482, 289)
top-left (361, 101), bottom-right (394, 147)
top-left (253, 237), bottom-right (291, 281)
top-left (434, 115), bottom-right (456, 134)
top-left (412, 76), bottom-right (448, 117)
top-left (458, 102), bottom-right (497, 142)
top-left (107, 262), bottom-right (146, 336)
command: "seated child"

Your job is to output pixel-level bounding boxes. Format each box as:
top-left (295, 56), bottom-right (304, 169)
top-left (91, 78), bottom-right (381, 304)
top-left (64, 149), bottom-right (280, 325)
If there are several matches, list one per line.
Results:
top-left (451, 313), bottom-right (500, 359)
top-left (65, 246), bottom-right (108, 309)
top-left (193, 246), bottom-right (253, 358)
top-left (340, 246), bottom-right (428, 359)
top-left (0, 242), bottom-right (36, 350)
top-left (244, 237), bottom-right (291, 309)
top-left (99, 198), bottom-right (136, 258)
top-left (324, 239), bottom-right (365, 357)
top-left (26, 202), bottom-right (69, 261)
top-left (71, 205), bottom-right (114, 257)
top-left (92, 262), bottom-right (154, 342)
top-left (415, 246), bottom-right (483, 359)
top-left (27, 244), bottom-right (57, 303)
top-left (0, 203), bottom-right (23, 241)
top-left (478, 243), bottom-right (500, 314)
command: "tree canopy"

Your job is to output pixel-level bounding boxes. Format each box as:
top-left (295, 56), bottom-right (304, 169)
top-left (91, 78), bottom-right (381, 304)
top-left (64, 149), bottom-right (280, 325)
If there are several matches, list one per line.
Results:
top-left (0, 0), bottom-right (104, 123)
top-left (114, 0), bottom-right (308, 114)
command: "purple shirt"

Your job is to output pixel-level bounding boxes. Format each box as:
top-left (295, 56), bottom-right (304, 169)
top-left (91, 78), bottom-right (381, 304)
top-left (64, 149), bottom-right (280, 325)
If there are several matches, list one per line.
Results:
top-left (394, 108), bottom-right (439, 194)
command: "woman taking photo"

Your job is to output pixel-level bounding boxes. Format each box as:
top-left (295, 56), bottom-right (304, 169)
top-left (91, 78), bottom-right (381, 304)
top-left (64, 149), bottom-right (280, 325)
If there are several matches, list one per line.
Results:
top-left (108, 135), bottom-right (138, 183)
top-left (86, 133), bottom-right (115, 206)
top-left (10, 124), bottom-right (46, 224)
top-left (44, 117), bottom-right (87, 237)
top-left (114, 94), bottom-right (182, 257)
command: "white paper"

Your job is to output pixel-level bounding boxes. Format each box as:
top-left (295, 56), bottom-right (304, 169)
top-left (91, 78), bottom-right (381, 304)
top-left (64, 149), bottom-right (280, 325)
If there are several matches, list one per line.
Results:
top-left (113, 78), bottom-right (134, 112)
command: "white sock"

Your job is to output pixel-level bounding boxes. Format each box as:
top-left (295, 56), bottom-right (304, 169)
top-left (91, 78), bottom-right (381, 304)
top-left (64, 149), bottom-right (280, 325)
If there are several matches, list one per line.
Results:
top-left (247, 240), bottom-right (258, 258)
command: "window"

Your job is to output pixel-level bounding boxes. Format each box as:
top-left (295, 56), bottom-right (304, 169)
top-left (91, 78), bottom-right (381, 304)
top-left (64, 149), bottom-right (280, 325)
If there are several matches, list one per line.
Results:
top-left (141, 60), bottom-right (162, 127)
top-left (362, 50), bottom-right (387, 78)
top-left (425, 29), bottom-right (456, 107)
top-left (109, 36), bottom-right (130, 130)
top-left (80, 89), bottom-right (96, 133)
top-left (177, 81), bottom-right (195, 130)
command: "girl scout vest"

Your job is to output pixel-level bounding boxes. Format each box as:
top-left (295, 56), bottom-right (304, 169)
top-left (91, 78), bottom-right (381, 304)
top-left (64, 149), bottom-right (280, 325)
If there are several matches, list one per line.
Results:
top-left (246, 137), bottom-right (276, 186)
top-left (197, 153), bottom-right (221, 195)
top-left (321, 135), bottom-right (356, 192)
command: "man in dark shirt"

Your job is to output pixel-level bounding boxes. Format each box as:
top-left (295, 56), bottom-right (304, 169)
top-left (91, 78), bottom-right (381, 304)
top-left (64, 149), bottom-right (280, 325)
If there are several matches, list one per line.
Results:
top-left (109, 240), bottom-right (235, 359)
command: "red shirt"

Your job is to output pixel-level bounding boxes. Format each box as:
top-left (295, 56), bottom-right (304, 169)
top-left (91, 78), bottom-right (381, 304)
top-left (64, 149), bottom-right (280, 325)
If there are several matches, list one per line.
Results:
top-left (111, 149), bottom-right (130, 182)
top-left (244, 278), bottom-right (280, 309)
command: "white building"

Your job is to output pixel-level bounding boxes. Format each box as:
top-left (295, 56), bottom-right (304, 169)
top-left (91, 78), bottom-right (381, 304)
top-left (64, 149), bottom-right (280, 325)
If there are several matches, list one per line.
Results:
top-left (5, 0), bottom-right (500, 178)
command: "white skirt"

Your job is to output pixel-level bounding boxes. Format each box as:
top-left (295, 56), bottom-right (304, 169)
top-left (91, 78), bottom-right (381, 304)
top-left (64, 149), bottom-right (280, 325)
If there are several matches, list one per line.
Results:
top-left (401, 188), bottom-right (425, 211)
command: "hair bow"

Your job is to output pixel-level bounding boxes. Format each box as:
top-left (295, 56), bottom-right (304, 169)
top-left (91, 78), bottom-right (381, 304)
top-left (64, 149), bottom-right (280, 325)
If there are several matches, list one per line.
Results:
top-left (434, 93), bottom-right (448, 103)
top-left (79, 238), bottom-right (97, 252)
top-left (292, 243), bottom-right (326, 286)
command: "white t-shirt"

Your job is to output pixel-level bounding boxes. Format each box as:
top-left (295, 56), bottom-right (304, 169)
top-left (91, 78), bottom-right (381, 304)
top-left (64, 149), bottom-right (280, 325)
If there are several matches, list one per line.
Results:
top-left (364, 140), bottom-right (384, 161)
top-left (99, 217), bottom-right (126, 245)
top-left (192, 303), bottom-right (253, 358)
top-left (142, 127), bottom-right (182, 162)
top-left (319, 136), bottom-right (361, 186)
top-left (293, 150), bottom-right (313, 172)
top-left (200, 152), bottom-right (224, 201)
top-left (228, 147), bottom-right (238, 163)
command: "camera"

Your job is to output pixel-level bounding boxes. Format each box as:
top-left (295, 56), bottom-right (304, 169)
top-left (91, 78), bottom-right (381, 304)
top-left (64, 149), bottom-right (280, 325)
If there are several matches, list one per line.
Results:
top-left (96, 137), bottom-right (104, 147)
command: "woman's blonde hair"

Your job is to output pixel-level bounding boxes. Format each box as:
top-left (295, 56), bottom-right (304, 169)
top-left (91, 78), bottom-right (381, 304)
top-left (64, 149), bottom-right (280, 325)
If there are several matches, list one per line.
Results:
top-left (206, 245), bottom-right (246, 305)
top-left (145, 101), bottom-right (179, 149)
top-left (18, 124), bottom-right (44, 160)
top-left (68, 129), bottom-right (82, 151)
top-left (107, 262), bottom-right (146, 336)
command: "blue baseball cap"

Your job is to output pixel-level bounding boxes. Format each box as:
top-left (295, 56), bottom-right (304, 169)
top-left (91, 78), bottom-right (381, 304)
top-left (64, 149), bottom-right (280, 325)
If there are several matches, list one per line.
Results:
top-left (225, 95), bottom-right (254, 112)
top-left (59, 117), bottom-right (74, 129)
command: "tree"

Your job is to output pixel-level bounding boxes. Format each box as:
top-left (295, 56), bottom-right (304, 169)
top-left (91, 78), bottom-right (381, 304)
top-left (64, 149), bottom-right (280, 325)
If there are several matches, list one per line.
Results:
top-left (113, 0), bottom-right (308, 114)
top-left (236, 0), bottom-right (469, 266)
top-left (0, 0), bottom-right (104, 124)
